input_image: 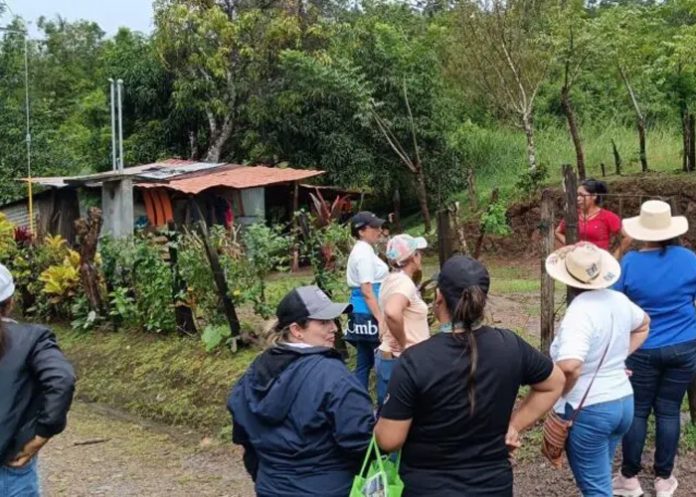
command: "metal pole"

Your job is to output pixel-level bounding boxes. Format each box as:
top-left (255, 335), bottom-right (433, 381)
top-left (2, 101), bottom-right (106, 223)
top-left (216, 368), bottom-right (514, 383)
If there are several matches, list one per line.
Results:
top-left (109, 78), bottom-right (116, 171)
top-left (23, 36), bottom-right (34, 235)
top-left (117, 79), bottom-right (124, 172)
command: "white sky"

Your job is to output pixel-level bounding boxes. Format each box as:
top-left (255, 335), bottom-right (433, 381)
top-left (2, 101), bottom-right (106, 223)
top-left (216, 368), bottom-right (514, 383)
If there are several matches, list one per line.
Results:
top-left (3, 0), bottom-right (154, 37)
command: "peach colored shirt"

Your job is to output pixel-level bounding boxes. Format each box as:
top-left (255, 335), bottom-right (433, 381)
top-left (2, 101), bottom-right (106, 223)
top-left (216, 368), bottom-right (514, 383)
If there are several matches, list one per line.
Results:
top-left (378, 272), bottom-right (429, 356)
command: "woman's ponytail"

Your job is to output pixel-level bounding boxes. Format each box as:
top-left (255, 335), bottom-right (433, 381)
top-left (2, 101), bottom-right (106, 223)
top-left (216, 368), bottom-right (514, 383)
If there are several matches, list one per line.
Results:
top-left (451, 286), bottom-right (487, 416)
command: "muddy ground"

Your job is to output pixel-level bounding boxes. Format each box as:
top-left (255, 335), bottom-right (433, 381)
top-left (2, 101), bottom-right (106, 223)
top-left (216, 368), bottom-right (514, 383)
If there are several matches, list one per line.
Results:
top-left (41, 402), bottom-right (695, 497)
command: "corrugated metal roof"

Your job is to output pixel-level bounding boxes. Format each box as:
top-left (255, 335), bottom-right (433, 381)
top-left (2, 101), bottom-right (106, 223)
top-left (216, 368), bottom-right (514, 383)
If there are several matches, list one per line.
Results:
top-left (0, 201), bottom-right (34, 228)
top-left (22, 160), bottom-right (323, 193)
top-left (137, 166), bottom-right (324, 194)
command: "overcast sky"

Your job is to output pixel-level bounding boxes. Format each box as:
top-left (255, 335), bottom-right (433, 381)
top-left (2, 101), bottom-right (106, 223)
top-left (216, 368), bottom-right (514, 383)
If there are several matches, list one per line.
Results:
top-left (3, 0), bottom-right (154, 37)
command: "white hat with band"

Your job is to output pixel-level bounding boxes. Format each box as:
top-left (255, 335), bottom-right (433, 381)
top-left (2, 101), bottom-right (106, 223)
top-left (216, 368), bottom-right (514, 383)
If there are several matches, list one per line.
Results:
top-left (545, 241), bottom-right (620, 290)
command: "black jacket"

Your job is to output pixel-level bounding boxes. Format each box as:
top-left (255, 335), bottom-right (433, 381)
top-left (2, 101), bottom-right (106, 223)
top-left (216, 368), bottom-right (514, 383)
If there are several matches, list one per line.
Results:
top-left (0, 321), bottom-right (76, 462)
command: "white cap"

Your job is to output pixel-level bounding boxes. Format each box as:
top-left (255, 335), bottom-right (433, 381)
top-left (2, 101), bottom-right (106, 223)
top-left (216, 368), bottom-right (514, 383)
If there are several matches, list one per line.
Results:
top-left (0, 264), bottom-right (16, 302)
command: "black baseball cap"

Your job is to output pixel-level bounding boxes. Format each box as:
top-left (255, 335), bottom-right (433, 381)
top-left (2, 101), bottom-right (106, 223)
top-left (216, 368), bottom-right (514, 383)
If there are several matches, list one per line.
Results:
top-left (276, 286), bottom-right (353, 328)
top-left (351, 211), bottom-right (385, 231)
top-left (437, 255), bottom-right (490, 308)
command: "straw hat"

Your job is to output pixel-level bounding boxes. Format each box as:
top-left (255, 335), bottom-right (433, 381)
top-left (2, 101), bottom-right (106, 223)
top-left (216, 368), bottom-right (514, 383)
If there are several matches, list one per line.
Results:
top-left (622, 200), bottom-right (688, 242)
top-left (545, 242), bottom-right (620, 290)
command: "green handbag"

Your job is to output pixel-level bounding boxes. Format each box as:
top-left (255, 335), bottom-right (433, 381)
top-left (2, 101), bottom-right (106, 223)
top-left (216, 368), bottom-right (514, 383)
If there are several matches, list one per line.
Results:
top-left (349, 435), bottom-right (404, 497)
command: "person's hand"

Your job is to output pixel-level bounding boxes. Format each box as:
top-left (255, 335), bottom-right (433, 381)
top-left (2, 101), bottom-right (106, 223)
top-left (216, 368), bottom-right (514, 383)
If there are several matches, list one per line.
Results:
top-left (625, 369), bottom-right (633, 377)
top-left (6, 436), bottom-right (48, 468)
top-left (505, 425), bottom-right (521, 455)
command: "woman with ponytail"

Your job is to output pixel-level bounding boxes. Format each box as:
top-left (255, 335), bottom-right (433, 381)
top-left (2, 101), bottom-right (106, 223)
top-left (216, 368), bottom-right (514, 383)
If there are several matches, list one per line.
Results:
top-left (374, 255), bottom-right (565, 497)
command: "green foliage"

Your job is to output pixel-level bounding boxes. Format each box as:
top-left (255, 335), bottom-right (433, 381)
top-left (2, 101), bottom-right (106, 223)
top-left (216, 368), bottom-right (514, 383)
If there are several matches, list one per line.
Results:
top-left (97, 235), bottom-right (176, 333)
top-left (241, 223), bottom-right (291, 317)
top-left (201, 323), bottom-right (232, 352)
top-left (481, 199), bottom-right (512, 236)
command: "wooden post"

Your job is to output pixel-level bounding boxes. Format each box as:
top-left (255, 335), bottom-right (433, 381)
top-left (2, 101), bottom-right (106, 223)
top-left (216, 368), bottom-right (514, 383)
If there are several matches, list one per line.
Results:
top-left (167, 222), bottom-right (197, 335)
top-left (600, 163), bottom-right (606, 177)
top-left (562, 165), bottom-right (579, 304)
top-left (437, 209), bottom-right (455, 268)
top-left (563, 165), bottom-right (579, 245)
top-left (392, 188), bottom-right (402, 234)
top-left (291, 181), bottom-right (300, 272)
top-left (197, 221), bottom-right (240, 338)
top-left (689, 114), bottom-right (696, 171)
top-left (540, 190), bottom-right (555, 355)
top-left (611, 139), bottom-right (622, 176)
top-left (467, 168), bottom-right (478, 211)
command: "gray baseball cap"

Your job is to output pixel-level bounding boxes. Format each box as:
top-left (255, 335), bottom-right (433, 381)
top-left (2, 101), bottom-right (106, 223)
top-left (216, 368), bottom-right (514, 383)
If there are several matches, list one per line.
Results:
top-left (276, 286), bottom-right (352, 328)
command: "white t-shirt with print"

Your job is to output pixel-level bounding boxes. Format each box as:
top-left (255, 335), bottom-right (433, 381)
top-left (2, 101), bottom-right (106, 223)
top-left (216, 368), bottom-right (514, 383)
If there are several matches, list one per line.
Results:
top-left (550, 289), bottom-right (645, 412)
top-left (346, 240), bottom-right (389, 288)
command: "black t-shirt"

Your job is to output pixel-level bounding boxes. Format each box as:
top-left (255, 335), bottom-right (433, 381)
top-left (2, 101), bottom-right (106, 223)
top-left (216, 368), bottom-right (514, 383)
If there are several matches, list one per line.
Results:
top-left (380, 327), bottom-right (553, 497)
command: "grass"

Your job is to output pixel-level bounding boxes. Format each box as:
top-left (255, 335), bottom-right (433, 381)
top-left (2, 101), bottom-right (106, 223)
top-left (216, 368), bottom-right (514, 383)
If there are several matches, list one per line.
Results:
top-left (403, 122), bottom-right (684, 233)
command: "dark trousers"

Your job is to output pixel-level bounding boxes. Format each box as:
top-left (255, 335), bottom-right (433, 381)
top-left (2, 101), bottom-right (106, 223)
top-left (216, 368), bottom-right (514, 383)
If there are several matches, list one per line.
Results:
top-left (621, 340), bottom-right (696, 478)
top-left (354, 341), bottom-right (378, 390)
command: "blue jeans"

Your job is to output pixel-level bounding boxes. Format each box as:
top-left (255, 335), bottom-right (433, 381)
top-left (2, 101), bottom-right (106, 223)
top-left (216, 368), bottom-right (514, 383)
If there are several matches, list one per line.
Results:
top-left (0, 457), bottom-right (40, 497)
top-left (374, 351), bottom-right (397, 408)
top-left (563, 396), bottom-right (634, 497)
top-left (621, 340), bottom-right (696, 479)
top-left (353, 341), bottom-right (378, 390)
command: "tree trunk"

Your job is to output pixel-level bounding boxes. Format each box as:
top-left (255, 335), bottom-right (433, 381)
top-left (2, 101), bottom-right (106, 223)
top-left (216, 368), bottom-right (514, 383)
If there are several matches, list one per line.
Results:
top-left (74, 207), bottom-right (105, 314)
top-left (561, 87), bottom-right (586, 180)
top-left (619, 66), bottom-right (648, 172)
top-left (204, 114), bottom-right (233, 162)
top-left (522, 113), bottom-right (537, 172)
top-left (413, 164), bottom-right (432, 233)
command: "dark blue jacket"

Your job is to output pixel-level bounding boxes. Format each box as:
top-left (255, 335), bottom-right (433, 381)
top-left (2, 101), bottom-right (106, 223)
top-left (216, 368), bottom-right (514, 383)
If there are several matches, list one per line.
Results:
top-left (228, 344), bottom-right (374, 497)
top-left (0, 322), bottom-right (76, 462)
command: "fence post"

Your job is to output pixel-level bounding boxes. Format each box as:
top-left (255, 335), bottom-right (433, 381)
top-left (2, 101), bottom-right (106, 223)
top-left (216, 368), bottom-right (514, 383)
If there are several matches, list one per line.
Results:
top-left (600, 162), bottom-right (606, 177)
top-left (197, 221), bottom-right (240, 339)
top-left (540, 190), bottom-right (555, 355)
top-left (167, 222), bottom-right (197, 335)
top-left (562, 165), bottom-right (579, 303)
top-left (437, 209), bottom-right (455, 268)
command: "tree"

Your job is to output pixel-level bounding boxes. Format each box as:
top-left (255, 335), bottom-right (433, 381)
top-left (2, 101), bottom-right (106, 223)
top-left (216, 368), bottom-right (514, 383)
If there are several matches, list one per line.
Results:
top-left (154, 1), bottom-right (238, 162)
top-left (553, 0), bottom-right (597, 180)
top-left (448, 0), bottom-right (561, 173)
top-left (596, 6), bottom-right (665, 172)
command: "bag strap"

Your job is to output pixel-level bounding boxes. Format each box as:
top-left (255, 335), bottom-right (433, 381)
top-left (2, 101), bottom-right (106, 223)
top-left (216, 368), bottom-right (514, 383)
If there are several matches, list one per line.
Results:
top-left (358, 435), bottom-right (387, 478)
top-left (569, 317), bottom-right (613, 423)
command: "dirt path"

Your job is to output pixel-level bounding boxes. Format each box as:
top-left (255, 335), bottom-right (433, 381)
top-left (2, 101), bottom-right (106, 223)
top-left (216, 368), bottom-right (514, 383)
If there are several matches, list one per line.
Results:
top-left (41, 402), bottom-right (253, 497)
top-left (41, 402), bottom-right (695, 497)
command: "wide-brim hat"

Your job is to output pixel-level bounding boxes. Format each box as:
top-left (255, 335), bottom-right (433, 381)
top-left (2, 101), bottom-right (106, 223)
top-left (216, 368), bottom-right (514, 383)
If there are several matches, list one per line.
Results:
top-left (623, 200), bottom-right (688, 242)
top-left (545, 242), bottom-right (620, 290)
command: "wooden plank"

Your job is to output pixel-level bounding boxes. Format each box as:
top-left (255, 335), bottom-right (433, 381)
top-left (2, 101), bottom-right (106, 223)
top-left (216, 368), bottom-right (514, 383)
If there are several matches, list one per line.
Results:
top-left (540, 190), bottom-right (555, 355)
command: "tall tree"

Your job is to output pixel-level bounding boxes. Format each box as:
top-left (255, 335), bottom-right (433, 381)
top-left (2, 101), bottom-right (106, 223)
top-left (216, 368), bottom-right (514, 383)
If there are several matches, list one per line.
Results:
top-left (554, 0), bottom-right (597, 180)
top-left (448, 0), bottom-right (561, 173)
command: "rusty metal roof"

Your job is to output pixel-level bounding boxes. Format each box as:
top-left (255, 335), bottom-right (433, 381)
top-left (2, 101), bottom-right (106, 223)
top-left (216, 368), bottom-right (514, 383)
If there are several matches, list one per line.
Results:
top-left (23, 159), bottom-right (324, 193)
top-left (137, 165), bottom-right (324, 194)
